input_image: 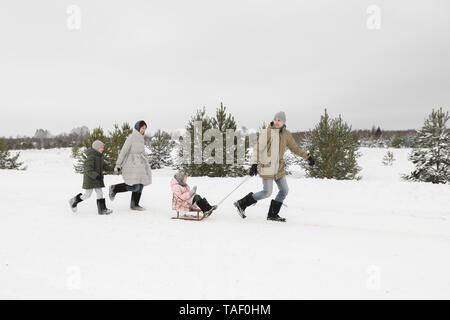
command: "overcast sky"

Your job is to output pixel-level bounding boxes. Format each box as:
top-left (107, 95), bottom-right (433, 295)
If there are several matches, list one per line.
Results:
top-left (1, 0), bottom-right (449, 137)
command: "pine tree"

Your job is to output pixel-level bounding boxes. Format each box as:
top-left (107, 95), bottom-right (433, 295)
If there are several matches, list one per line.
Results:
top-left (73, 127), bottom-right (111, 174)
top-left (147, 129), bottom-right (175, 169)
top-left (404, 108), bottom-right (450, 184)
top-left (0, 139), bottom-right (8, 152)
top-left (176, 104), bottom-right (247, 177)
top-left (71, 144), bottom-right (80, 159)
top-left (0, 138), bottom-right (25, 170)
top-left (391, 134), bottom-right (404, 148)
top-left (208, 103), bottom-right (247, 177)
top-left (108, 123), bottom-right (133, 172)
top-left (375, 126), bottom-right (382, 139)
top-left (301, 109), bottom-right (361, 180)
top-left (382, 150), bottom-right (395, 166)
top-left (284, 152), bottom-right (297, 175)
top-left (175, 107), bottom-right (212, 176)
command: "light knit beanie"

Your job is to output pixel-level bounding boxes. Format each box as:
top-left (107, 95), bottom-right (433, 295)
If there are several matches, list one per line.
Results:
top-left (92, 140), bottom-right (104, 151)
top-left (274, 111), bottom-right (286, 123)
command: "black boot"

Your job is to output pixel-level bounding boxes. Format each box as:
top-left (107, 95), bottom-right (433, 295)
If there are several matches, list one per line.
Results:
top-left (267, 199), bottom-right (285, 222)
top-left (194, 196), bottom-right (217, 216)
top-left (234, 192), bottom-right (257, 219)
top-left (109, 183), bottom-right (128, 201)
top-left (131, 192), bottom-right (145, 211)
top-left (97, 198), bottom-right (112, 215)
top-left (69, 193), bottom-right (83, 213)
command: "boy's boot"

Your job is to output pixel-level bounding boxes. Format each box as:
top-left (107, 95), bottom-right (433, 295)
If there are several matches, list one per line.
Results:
top-left (97, 198), bottom-right (112, 215)
top-left (69, 193), bottom-right (83, 213)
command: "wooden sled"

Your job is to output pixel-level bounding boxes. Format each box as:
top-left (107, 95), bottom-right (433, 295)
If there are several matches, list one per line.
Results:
top-left (171, 194), bottom-right (208, 221)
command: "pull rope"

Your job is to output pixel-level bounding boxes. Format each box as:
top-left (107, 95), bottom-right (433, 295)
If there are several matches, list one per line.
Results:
top-left (216, 136), bottom-right (272, 207)
top-left (216, 175), bottom-right (253, 206)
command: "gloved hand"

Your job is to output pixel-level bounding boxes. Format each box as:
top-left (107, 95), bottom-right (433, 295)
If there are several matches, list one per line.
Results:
top-left (249, 164), bottom-right (258, 176)
top-left (189, 185), bottom-right (197, 197)
top-left (307, 156), bottom-right (315, 167)
top-left (114, 166), bottom-right (122, 173)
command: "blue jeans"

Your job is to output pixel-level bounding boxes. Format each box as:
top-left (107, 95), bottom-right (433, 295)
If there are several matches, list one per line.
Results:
top-left (126, 184), bottom-right (144, 193)
top-left (252, 176), bottom-right (289, 203)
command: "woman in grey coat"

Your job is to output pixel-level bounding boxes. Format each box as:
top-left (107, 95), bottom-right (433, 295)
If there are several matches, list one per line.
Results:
top-left (109, 120), bottom-right (152, 211)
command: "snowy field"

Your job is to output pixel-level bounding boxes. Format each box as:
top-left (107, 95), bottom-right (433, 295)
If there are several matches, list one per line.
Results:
top-left (0, 147), bottom-right (449, 299)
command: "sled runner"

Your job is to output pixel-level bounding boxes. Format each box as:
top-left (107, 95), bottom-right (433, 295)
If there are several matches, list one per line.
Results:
top-left (171, 194), bottom-right (208, 221)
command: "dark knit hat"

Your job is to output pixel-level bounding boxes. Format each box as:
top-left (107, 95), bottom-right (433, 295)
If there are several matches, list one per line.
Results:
top-left (134, 120), bottom-right (147, 132)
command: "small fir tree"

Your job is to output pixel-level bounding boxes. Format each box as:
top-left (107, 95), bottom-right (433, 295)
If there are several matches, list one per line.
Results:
top-left (382, 150), bottom-right (395, 166)
top-left (0, 138), bottom-right (25, 170)
top-left (208, 103), bottom-right (247, 177)
top-left (108, 123), bottom-right (133, 172)
top-left (175, 104), bottom-right (247, 177)
top-left (147, 129), bottom-right (175, 169)
top-left (391, 134), bottom-right (404, 148)
top-left (301, 109), bottom-right (361, 180)
top-left (403, 108), bottom-right (450, 184)
top-left (73, 127), bottom-right (111, 174)
top-left (175, 107), bottom-right (212, 176)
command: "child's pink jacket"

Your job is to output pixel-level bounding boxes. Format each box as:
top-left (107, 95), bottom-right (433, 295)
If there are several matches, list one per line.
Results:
top-left (171, 177), bottom-right (192, 212)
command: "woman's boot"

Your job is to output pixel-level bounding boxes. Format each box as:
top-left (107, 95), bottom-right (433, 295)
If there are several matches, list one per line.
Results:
top-left (131, 192), bottom-right (145, 211)
top-left (109, 183), bottom-right (128, 201)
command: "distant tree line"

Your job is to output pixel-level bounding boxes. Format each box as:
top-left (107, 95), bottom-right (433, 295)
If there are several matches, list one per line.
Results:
top-left (2, 126), bottom-right (90, 150)
top-left (291, 128), bottom-right (418, 149)
top-left (1, 124), bottom-right (420, 152)
top-left (1, 106), bottom-right (448, 184)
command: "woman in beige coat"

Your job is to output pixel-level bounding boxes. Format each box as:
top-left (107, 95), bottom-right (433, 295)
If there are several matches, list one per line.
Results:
top-left (109, 120), bottom-right (152, 211)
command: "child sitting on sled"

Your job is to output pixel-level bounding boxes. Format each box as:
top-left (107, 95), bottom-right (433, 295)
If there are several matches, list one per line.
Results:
top-left (171, 171), bottom-right (217, 216)
top-left (69, 140), bottom-right (113, 215)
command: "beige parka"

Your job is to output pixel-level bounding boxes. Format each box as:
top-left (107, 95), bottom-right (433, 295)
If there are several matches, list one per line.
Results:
top-left (252, 123), bottom-right (309, 180)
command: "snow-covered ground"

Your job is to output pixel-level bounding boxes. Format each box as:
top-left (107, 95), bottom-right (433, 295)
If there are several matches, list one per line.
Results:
top-left (0, 148), bottom-right (449, 299)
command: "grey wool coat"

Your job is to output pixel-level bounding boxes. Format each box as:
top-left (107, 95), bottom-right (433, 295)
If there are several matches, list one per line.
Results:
top-left (116, 129), bottom-right (152, 186)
